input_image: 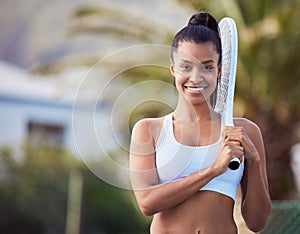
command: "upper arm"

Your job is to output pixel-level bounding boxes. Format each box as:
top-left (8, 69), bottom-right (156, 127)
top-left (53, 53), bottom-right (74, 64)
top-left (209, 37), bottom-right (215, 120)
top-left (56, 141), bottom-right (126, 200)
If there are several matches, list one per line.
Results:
top-left (129, 119), bottom-right (160, 190)
top-left (235, 118), bottom-right (269, 196)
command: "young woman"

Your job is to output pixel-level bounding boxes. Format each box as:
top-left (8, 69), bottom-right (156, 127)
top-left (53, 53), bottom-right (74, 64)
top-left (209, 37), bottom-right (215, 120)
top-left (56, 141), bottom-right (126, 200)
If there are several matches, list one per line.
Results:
top-left (130, 12), bottom-right (271, 234)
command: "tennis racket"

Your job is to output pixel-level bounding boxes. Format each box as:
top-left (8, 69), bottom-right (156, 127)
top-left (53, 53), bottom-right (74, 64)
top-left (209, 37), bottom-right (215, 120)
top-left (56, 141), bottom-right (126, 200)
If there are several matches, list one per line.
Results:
top-left (215, 17), bottom-right (240, 170)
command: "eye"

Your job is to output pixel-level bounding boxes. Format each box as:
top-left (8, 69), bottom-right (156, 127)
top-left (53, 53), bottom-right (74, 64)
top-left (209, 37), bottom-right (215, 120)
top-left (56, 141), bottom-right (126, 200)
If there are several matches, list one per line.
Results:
top-left (201, 66), bottom-right (213, 72)
top-left (179, 64), bottom-right (192, 72)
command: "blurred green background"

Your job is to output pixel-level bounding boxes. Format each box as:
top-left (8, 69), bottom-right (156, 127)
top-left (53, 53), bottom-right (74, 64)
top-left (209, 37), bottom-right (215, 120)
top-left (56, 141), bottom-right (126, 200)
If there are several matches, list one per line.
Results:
top-left (0, 0), bottom-right (300, 233)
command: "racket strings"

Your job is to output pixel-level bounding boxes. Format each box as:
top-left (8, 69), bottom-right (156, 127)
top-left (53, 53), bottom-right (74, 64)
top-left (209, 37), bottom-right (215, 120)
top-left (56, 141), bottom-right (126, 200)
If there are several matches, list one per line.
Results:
top-left (215, 21), bottom-right (232, 113)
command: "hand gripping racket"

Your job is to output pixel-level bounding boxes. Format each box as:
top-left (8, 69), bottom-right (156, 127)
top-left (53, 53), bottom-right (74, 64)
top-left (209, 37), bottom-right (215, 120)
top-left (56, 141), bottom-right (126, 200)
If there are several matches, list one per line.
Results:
top-left (215, 17), bottom-right (240, 170)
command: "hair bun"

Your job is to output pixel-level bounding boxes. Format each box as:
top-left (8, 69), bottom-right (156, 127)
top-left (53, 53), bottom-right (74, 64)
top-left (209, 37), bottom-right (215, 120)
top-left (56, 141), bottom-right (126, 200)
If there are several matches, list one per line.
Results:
top-left (188, 12), bottom-right (219, 36)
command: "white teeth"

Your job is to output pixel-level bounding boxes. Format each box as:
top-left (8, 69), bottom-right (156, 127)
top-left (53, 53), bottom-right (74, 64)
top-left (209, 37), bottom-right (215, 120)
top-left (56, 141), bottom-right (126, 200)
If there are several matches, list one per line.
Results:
top-left (186, 87), bottom-right (205, 92)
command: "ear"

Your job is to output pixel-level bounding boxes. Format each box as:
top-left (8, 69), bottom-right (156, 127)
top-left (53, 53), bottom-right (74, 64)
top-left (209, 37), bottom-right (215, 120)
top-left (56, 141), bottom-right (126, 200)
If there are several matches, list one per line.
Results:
top-left (218, 64), bottom-right (222, 78)
top-left (170, 63), bottom-right (175, 77)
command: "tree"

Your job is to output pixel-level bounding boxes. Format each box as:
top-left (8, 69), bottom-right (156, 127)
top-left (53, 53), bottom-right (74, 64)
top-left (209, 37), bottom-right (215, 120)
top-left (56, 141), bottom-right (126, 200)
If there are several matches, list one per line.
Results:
top-left (0, 145), bottom-right (150, 233)
top-left (32, 4), bottom-right (173, 74)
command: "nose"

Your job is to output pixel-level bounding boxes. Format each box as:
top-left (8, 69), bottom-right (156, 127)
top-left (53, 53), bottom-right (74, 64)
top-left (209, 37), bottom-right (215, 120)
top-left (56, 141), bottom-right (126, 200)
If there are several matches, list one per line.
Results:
top-left (189, 69), bottom-right (204, 83)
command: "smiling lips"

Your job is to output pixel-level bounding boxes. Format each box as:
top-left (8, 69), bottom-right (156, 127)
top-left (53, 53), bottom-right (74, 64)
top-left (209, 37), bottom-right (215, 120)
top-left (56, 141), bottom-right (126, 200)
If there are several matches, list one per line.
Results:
top-left (184, 86), bottom-right (207, 94)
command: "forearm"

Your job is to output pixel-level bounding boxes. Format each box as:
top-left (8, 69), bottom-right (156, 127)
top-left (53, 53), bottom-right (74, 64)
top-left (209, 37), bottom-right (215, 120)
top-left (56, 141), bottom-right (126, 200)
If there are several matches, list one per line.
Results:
top-left (242, 159), bottom-right (271, 231)
top-left (134, 167), bottom-right (218, 216)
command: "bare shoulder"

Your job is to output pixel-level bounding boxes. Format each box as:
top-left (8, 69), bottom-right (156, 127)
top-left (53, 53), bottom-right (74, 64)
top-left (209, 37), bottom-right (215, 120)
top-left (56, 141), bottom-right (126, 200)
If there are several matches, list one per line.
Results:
top-left (130, 116), bottom-right (166, 158)
top-left (233, 117), bottom-right (262, 138)
top-left (133, 116), bottom-right (164, 129)
top-left (132, 116), bottom-right (166, 143)
top-left (132, 116), bottom-right (164, 132)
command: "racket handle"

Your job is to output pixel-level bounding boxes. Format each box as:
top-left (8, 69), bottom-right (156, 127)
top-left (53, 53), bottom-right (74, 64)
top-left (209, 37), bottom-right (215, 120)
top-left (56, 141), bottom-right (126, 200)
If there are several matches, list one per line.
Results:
top-left (228, 157), bottom-right (240, 170)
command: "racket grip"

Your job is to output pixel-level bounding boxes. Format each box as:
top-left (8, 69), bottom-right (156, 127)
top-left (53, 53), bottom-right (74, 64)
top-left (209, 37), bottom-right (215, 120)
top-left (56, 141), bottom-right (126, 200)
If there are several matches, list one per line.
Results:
top-left (228, 157), bottom-right (240, 170)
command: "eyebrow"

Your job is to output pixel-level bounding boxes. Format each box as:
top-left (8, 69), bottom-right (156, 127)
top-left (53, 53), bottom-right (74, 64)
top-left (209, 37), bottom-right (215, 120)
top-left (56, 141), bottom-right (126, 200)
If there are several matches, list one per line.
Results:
top-left (202, 60), bottom-right (214, 64)
top-left (180, 59), bottom-right (214, 65)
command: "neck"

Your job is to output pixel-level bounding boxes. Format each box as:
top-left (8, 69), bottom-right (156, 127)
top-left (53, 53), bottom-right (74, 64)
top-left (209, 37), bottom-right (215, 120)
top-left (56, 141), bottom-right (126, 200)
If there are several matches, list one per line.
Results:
top-left (174, 99), bottom-right (218, 122)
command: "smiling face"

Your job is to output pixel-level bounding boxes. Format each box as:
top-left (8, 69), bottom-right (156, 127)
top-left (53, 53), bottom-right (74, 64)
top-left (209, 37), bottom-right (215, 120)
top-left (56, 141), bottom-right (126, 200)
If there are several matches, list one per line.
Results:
top-left (170, 41), bottom-right (221, 107)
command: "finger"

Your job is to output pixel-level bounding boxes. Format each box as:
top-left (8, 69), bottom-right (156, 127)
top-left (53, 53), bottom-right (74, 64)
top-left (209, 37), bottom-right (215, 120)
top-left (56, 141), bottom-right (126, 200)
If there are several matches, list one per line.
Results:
top-left (225, 135), bottom-right (245, 147)
top-left (230, 140), bottom-right (242, 146)
top-left (224, 126), bottom-right (245, 135)
top-left (235, 153), bottom-right (244, 164)
top-left (225, 125), bottom-right (244, 131)
top-left (223, 138), bottom-right (242, 147)
top-left (223, 143), bottom-right (244, 158)
top-left (223, 141), bottom-right (244, 154)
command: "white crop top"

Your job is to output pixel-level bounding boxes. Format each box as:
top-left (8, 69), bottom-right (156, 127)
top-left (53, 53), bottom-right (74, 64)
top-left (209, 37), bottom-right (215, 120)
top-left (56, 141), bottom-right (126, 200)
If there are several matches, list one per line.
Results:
top-left (155, 113), bottom-right (244, 201)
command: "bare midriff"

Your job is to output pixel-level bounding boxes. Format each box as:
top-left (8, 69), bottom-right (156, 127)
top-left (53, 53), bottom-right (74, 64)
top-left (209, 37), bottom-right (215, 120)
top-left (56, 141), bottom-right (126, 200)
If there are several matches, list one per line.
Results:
top-left (150, 191), bottom-right (238, 234)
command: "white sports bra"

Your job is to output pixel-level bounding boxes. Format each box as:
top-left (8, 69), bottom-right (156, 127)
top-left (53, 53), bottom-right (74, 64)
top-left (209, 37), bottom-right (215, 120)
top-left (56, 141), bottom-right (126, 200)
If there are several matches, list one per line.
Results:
top-left (155, 113), bottom-right (244, 201)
